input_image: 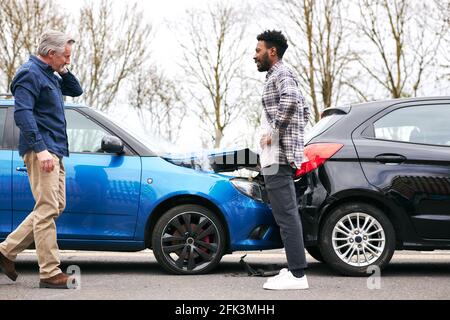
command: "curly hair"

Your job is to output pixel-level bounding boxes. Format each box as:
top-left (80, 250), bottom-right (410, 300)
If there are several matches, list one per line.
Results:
top-left (256, 30), bottom-right (288, 59)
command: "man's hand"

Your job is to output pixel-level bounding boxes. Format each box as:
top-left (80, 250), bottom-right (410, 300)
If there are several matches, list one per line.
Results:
top-left (58, 66), bottom-right (69, 75)
top-left (260, 134), bottom-right (272, 148)
top-left (36, 150), bottom-right (57, 173)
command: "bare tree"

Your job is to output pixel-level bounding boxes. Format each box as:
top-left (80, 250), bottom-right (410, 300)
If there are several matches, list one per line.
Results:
top-left (355, 0), bottom-right (445, 99)
top-left (71, 0), bottom-right (152, 111)
top-left (0, 0), bottom-right (66, 91)
top-left (280, 0), bottom-right (355, 123)
top-left (178, 2), bottom-right (251, 148)
top-left (436, 0), bottom-right (450, 81)
top-left (245, 103), bottom-right (265, 149)
top-left (129, 67), bottom-right (186, 143)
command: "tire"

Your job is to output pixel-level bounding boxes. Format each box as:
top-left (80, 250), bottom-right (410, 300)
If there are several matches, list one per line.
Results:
top-left (306, 246), bottom-right (324, 263)
top-left (318, 202), bottom-right (395, 276)
top-left (152, 204), bottom-right (226, 275)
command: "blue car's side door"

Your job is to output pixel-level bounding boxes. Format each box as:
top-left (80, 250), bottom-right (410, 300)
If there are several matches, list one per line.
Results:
top-left (12, 108), bottom-right (142, 240)
top-left (0, 107), bottom-right (12, 238)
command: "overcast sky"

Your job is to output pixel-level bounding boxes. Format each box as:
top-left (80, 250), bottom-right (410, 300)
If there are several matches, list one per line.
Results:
top-left (54, 0), bottom-right (270, 151)
top-left (57, 0), bottom-right (260, 76)
top-left (58, 0), bottom-right (195, 73)
top-left (53, 0), bottom-right (449, 151)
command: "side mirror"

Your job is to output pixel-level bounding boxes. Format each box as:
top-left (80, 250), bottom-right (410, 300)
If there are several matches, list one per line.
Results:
top-left (101, 135), bottom-right (124, 154)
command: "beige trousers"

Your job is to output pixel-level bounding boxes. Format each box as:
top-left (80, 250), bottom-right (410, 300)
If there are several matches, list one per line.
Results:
top-left (0, 151), bottom-right (65, 279)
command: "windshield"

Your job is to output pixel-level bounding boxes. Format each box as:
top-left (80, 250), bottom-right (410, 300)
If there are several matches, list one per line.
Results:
top-left (94, 110), bottom-right (179, 155)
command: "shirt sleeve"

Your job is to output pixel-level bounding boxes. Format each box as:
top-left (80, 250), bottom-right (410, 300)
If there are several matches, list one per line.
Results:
top-left (273, 69), bottom-right (300, 134)
top-left (11, 70), bottom-right (47, 153)
top-left (59, 70), bottom-right (83, 97)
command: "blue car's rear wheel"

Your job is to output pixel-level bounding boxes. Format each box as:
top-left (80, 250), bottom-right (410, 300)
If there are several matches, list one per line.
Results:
top-left (152, 204), bottom-right (226, 275)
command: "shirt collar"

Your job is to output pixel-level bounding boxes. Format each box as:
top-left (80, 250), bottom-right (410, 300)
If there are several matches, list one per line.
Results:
top-left (30, 55), bottom-right (55, 76)
top-left (266, 60), bottom-right (283, 78)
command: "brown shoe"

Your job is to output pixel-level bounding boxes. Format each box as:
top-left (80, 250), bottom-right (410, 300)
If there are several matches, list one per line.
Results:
top-left (39, 273), bottom-right (77, 289)
top-left (0, 252), bottom-right (18, 281)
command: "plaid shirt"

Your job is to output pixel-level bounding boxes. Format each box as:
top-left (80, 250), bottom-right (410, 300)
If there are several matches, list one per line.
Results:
top-left (261, 60), bottom-right (309, 169)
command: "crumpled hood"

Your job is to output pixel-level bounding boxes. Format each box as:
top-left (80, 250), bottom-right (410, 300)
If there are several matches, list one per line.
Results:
top-left (162, 147), bottom-right (260, 173)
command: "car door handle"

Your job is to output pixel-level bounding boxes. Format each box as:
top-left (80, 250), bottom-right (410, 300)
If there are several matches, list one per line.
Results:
top-left (16, 166), bottom-right (28, 172)
top-left (375, 154), bottom-right (406, 164)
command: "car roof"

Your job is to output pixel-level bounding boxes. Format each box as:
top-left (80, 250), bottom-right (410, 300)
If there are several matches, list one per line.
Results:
top-left (2, 95), bottom-right (450, 109)
top-left (351, 96), bottom-right (450, 109)
top-left (0, 98), bottom-right (85, 108)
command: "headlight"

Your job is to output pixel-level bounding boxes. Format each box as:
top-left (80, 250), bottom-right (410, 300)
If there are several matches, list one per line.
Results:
top-left (231, 179), bottom-right (263, 202)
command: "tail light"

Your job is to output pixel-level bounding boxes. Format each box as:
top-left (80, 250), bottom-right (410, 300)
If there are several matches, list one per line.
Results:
top-left (295, 143), bottom-right (344, 178)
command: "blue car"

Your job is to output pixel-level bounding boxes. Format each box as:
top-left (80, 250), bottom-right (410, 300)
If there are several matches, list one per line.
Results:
top-left (0, 97), bottom-right (282, 275)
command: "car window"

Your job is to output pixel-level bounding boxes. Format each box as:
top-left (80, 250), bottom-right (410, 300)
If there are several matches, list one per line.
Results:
top-left (374, 105), bottom-right (450, 146)
top-left (306, 114), bottom-right (345, 143)
top-left (0, 108), bottom-right (7, 148)
top-left (65, 109), bottom-right (115, 153)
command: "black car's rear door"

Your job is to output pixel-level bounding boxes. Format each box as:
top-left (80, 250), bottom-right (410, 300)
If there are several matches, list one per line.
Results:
top-left (352, 101), bottom-right (450, 240)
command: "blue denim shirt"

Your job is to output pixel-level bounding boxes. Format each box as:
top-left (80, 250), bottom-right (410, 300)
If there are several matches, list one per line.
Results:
top-left (10, 55), bottom-right (83, 158)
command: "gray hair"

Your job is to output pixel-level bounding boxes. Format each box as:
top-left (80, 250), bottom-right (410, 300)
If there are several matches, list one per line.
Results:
top-left (37, 30), bottom-right (75, 56)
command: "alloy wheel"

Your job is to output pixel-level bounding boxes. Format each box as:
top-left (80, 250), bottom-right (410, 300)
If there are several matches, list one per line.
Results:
top-left (332, 212), bottom-right (386, 267)
top-left (161, 211), bottom-right (220, 272)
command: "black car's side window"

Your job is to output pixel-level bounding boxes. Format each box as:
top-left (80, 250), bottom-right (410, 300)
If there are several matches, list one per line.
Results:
top-left (373, 104), bottom-right (450, 146)
top-left (0, 108), bottom-right (7, 149)
top-left (65, 109), bottom-right (116, 154)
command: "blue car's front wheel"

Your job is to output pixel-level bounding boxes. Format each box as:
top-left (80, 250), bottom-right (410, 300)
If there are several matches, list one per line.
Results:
top-left (152, 204), bottom-right (226, 275)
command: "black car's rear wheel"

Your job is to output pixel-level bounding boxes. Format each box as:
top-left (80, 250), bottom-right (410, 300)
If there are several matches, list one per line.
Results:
top-left (152, 204), bottom-right (226, 275)
top-left (319, 202), bottom-right (395, 276)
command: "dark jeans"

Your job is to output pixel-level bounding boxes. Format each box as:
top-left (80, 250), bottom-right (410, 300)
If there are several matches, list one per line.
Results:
top-left (263, 165), bottom-right (308, 272)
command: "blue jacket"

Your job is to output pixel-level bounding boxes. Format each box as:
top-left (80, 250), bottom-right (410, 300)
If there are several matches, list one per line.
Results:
top-left (10, 55), bottom-right (83, 158)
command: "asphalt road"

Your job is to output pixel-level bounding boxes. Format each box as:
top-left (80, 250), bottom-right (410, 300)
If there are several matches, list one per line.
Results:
top-left (1, 249), bottom-right (450, 300)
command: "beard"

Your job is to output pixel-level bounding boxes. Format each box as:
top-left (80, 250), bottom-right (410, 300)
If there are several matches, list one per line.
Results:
top-left (256, 52), bottom-right (271, 72)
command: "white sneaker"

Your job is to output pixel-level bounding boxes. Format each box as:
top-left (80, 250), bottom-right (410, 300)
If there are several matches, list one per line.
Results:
top-left (266, 268), bottom-right (289, 283)
top-left (263, 272), bottom-right (309, 290)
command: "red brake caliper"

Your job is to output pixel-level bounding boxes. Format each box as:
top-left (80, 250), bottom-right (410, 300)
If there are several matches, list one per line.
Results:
top-left (198, 224), bottom-right (211, 254)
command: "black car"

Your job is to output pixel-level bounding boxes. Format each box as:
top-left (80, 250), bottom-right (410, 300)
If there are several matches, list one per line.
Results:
top-left (296, 97), bottom-right (450, 276)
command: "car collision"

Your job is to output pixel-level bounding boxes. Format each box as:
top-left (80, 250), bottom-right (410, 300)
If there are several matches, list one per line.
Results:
top-left (2, 96), bottom-right (450, 277)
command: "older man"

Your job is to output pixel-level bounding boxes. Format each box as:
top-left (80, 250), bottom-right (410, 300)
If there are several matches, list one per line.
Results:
top-left (0, 30), bottom-right (83, 289)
